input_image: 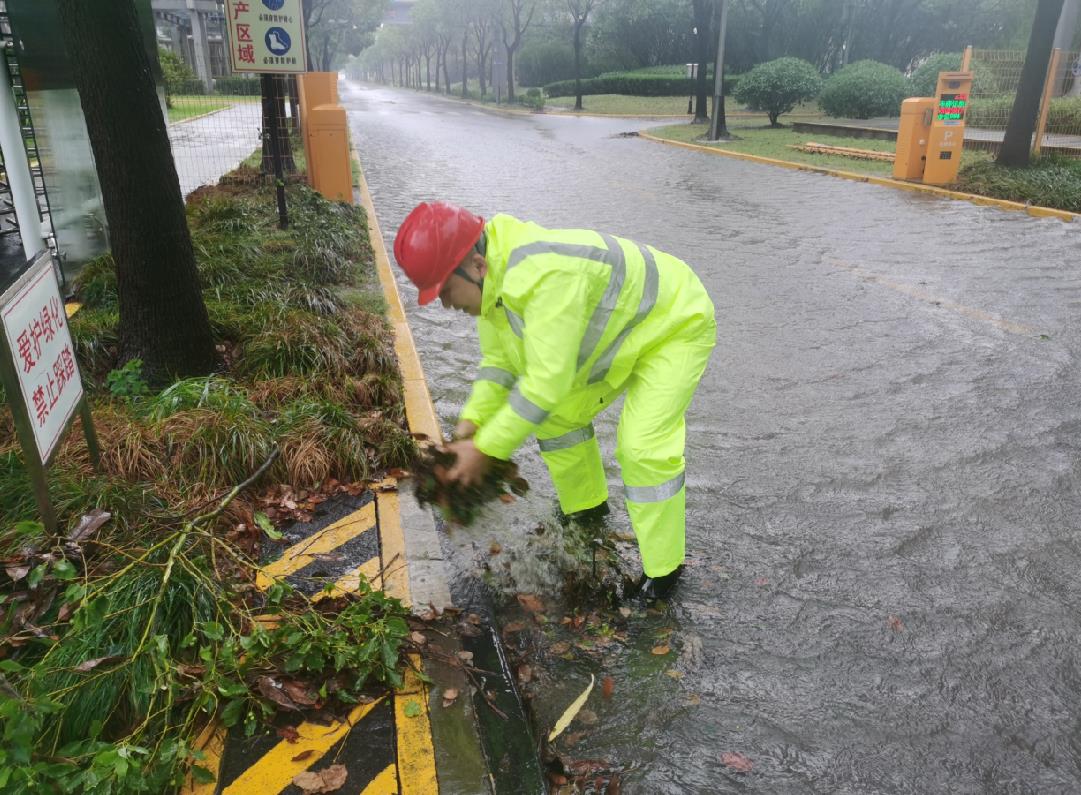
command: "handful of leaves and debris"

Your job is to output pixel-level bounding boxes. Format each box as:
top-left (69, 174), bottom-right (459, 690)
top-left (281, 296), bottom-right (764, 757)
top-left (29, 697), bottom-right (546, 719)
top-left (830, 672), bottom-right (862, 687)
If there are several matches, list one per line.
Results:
top-left (412, 444), bottom-right (529, 525)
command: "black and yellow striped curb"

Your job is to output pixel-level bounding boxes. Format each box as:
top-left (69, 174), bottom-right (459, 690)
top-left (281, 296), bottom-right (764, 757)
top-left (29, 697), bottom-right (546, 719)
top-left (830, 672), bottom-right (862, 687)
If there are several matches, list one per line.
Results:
top-left (638, 130), bottom-right (1080, 223)
top-left (181, 487), bottom-right (438, 795)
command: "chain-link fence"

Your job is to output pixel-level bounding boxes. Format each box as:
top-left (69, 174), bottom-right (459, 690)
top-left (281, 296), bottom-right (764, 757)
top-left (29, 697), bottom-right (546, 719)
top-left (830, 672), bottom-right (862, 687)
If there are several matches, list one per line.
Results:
top-left (166, 74), bottom-right (306, 197)
top-left (969, 48), bottom-right (1081, 156)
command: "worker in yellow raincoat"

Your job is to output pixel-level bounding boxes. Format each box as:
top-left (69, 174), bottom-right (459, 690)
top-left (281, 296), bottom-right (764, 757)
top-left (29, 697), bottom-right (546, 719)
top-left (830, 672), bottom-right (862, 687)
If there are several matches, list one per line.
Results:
top-left (394, 202), bottom-right (716, 600)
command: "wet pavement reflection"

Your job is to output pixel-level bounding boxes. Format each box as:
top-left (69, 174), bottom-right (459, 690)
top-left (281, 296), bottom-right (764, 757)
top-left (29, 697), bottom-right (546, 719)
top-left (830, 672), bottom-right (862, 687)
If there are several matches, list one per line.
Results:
top-left (345, 80), bottom-right (1081, 793)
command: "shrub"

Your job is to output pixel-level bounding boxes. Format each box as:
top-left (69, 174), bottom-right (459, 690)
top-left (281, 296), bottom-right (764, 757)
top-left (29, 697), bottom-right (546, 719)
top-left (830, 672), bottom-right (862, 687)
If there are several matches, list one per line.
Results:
top-left (819, 60), bottom-right (908, 119)
top-left (734, 57), bottom-right (822, 126)
top-left (518, 40), bottom-right (586, 87)
top-left (909, 52), bottom-right (962, 97)
top-left (215, 75), bottom-right (261, 96)
top-left (158, 47), bottom-right (197, 97)
top-left (518, 86), bottom-right (546, 110)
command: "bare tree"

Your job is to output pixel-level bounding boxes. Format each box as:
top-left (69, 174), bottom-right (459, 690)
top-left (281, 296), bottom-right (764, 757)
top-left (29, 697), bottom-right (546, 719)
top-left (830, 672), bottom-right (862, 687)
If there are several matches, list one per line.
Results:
top-left (499, 0), bottom-right (538, 102)
top-left (567, 0), bottom-right (602, 110)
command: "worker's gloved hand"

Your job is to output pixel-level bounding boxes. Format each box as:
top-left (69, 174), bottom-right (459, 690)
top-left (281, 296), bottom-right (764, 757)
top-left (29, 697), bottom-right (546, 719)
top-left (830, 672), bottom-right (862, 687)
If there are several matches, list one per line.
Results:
top-left (443, 439), bottom-right (492, 487)
top-left (452, 419), bottom-right (478, 440)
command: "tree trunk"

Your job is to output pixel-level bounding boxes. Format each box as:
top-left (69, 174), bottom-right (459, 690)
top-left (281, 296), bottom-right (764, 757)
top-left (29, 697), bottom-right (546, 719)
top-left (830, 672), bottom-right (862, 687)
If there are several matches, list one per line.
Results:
top-left (461, 34), bottom-right (469, 97)
top-left (56, 0), bottom-right (215, 383)
top-left (435, 50), bottom-right (441, 92)
top-left (262, 76), bottom-right (296, 175)
top-left (442, 42), bottom-right (452, 93)
top-left (506, 45), bottom-right (516, 102)
top-left (999, 0), bottom-right (1065, 166)
top-left (426, 54), bottom-right (432, 91)
top-left (692, 0), bottom-right (711, 123)
top-left (573, 20), bottom-right (583, 110)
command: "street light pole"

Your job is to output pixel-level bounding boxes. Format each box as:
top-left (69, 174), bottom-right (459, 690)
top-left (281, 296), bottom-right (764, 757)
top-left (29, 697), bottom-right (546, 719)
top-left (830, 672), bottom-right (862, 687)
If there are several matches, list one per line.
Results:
top-left (708, 0), bottom-right (730, 140)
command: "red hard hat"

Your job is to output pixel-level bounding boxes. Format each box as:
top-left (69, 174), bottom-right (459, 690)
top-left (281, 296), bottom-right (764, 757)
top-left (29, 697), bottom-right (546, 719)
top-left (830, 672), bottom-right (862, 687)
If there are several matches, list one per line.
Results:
top-left (393, 201), bottom-right (485, 305)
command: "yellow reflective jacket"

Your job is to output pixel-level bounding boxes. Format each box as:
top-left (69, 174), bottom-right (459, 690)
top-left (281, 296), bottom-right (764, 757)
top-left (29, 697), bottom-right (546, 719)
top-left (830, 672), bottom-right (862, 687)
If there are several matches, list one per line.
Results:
top-left (462, 214), bottom-right (715, 461)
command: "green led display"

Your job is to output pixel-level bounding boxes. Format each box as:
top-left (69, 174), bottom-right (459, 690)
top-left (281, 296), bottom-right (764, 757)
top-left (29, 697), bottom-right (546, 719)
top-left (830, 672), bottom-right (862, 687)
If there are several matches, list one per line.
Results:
top-left (936, 93), bottom-right (967, 122)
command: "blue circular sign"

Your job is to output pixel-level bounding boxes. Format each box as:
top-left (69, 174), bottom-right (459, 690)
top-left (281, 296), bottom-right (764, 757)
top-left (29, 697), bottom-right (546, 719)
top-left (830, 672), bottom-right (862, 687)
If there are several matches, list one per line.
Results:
top-left (262, 0), bottom-right (285, 10)
top-left (265, 27), bottom-right (292, 56)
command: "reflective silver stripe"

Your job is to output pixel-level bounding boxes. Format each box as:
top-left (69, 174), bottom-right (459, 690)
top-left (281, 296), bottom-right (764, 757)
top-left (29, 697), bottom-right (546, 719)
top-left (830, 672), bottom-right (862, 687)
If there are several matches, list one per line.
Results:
top-left (589, 242), bottom-right (660, 384)
top-left (506, 241), bottom-right (610, 271)
top-left (624, 472), bottom-right (685, 503)
top-left (537, 424), bottom-right (595, 452)
top-left (504, 306), bottom-right (525, 338)
top-left (508, 387), bottom-right (549, 424)
top-left (477, 366), bottom-right (515, 389)
top-left (577, 234), bottom-right (626, 370)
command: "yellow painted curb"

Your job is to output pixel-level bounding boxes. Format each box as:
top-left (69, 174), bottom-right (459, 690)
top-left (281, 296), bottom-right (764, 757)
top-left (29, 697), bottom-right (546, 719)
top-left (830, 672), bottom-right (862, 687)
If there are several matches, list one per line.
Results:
top-left (352, 148), bottom-right (444, 445)
top-left (639, 131), bottom-right (1079, 223)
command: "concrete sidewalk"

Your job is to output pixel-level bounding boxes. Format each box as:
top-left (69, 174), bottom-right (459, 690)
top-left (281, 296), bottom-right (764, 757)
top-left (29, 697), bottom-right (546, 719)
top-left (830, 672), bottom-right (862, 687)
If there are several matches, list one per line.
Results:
top-left (168, 103), bottom-right (262, 197)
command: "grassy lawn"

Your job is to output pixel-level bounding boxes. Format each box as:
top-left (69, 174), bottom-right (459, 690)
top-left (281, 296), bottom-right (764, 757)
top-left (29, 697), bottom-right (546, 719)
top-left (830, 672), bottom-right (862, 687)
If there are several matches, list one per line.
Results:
top-left (544, 94), bottom-right (826, 118)
top-left (168, 94), bottom-right (259, 124)
top-left (648, 121), bottom-right (902, 176)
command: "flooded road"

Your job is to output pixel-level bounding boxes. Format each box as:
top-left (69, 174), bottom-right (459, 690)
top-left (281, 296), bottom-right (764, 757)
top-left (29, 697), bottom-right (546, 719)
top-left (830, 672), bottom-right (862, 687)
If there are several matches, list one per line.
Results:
top-left (345, 80), bottom-right (1081, 794)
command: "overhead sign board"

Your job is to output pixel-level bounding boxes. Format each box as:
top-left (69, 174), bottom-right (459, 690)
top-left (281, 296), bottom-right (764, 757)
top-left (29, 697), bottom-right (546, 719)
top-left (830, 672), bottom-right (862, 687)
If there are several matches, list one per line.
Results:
top-left (2, 256), bottom-right (82, 463)
top-left (225, 0), bottom-right (308, 74)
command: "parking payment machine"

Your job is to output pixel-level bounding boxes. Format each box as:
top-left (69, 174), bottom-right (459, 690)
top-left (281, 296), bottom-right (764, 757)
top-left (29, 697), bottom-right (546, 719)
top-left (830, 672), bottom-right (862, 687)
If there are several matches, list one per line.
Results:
top-left (923, 71), bottom-right (973, 185)
top-left (893, 98), bottom-right (935, 180)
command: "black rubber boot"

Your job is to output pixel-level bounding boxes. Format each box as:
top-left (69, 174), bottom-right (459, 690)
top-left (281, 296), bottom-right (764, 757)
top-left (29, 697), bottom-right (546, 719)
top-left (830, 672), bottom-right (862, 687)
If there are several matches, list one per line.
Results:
top-left (635, 565), bottom-right (684, 604)
top-left (556, 500), bottom-right (610, 529)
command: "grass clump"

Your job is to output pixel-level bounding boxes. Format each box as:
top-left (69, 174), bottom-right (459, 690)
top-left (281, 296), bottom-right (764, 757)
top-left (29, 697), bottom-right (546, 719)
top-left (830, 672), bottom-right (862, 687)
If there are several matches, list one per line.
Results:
top-left (956, 155), bottom-right (1081, 213)
top-left (1, 169), bottom-right (415, 792)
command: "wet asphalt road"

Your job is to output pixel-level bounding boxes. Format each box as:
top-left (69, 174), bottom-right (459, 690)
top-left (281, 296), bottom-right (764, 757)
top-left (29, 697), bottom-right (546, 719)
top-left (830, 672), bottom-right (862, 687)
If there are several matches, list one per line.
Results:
top-left (345, 80), bottom-right (1081, 794)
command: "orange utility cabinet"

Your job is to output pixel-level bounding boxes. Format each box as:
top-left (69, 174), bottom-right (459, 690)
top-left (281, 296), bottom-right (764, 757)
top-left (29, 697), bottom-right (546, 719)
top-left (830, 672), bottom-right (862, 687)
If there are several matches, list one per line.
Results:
top-left (298, 73), bottom-right (352, 203)
top-left (893, 98), bottom-right (934, 180)
top-left (923, 71), bottom-right (973, 185)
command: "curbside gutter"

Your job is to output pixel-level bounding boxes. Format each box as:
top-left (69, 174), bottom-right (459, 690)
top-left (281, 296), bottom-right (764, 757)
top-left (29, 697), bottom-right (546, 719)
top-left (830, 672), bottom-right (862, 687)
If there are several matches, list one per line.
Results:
top-left (353, 149), bottom-right (547, 793)
top-left (638, 130), bottom-right (1079, 223)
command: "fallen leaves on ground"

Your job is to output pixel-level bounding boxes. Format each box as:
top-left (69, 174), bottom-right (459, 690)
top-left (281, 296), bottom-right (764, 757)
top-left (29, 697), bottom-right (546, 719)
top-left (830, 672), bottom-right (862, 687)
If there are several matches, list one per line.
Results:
top-left (502, 620), bottom-right (527, 634)
top-left (721, 751), bottom-right (753, 773)
top-left (518, 664), bottom-right (533, 683)
top-left (74, 655), bottom-right (124, 673)
top-left (257, 676), bottom-right (301, 711)
top-left (410, 631), bottom-right (427, 646)
top-left (276, 725), bottom-right (300, 743)
top-left (549, 641), bottom-right (572, 655)
top-left (490, 542), bottom-right (503, 555)
top-left (651, 644), bottom-right (671, 656)
top-left (602, 676), bottom-right (615, 699)
top-left (291, 750), bottom-right (315, 762)
top-left (282, 680), bottom-right (319, 707)
top-left (548, 675), bottom-right (595, 742)
top-left (292, 764), bottom-right (348, 793)
top-left (517, 593), bottom-right (545, 613)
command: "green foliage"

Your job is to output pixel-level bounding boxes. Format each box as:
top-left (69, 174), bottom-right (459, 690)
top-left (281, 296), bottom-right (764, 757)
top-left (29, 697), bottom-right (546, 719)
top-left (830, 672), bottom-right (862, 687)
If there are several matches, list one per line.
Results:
top-left (518, 40), bottom-right (587, 88)
top-left (908, 52), bottom-right (962, 97)
top-left (544, 64), bottom-right (741, 99)
top-left (214, 76), bottom-right (260, 96)
top-left (734, 57), bottom-right (822, 126)
top-left (74, 254), bottom-right (118, 310)
top-left (956, 156), bottom-right (1081, 213)
top-left (157, 48), bottom-right (197, 98)
top-left (518, 87), bottom-right (546, 111)
top-left (819, 60), bottom-right (909, 119)
top-left (106, 360), bottom-right (150, 402)
top-left (69, 309), bottom-right (119, 379)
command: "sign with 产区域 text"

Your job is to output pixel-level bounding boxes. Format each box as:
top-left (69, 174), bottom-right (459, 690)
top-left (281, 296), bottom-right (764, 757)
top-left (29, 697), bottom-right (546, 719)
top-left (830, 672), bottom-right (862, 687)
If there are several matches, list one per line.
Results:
top-left (225, 0), bottom-right (307, 74)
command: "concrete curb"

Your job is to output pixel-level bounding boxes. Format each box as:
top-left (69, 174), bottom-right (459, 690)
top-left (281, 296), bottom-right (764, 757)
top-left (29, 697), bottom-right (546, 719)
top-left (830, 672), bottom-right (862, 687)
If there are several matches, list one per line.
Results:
top-left (353, 153), bottom-right (455, 614)
top-left (169, 105), bottom-right (231, 127)
top-left (638, 130), bottom-right (1080, 223)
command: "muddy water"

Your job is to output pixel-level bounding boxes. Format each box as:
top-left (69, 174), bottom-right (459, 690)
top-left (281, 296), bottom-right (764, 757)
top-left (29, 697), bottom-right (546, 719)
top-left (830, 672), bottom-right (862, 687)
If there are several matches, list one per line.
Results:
top-left (345, 81), bottom-right (1081, 793)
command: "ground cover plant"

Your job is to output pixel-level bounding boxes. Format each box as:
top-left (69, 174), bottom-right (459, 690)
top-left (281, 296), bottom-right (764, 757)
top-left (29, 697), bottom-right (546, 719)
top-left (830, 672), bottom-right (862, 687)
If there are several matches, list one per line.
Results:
top-left (0, 174), bottom-right (416, 792)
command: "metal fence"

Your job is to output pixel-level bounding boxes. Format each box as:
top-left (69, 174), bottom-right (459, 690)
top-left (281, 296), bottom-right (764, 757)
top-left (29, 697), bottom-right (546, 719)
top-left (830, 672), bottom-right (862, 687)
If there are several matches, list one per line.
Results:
top-left (970, 48), bottom-right (1081, 157)
top-left (166, 74), bottom-right (306, 197)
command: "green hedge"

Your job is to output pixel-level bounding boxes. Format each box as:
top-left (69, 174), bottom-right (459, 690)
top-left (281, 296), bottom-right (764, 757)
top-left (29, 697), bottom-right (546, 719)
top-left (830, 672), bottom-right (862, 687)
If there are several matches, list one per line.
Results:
top-left (544, 70), bottom-right (740, 98)
top-left (966, 96), bottom-right (1081, 134)
top-left (215, 76), bottom-right (261, 96)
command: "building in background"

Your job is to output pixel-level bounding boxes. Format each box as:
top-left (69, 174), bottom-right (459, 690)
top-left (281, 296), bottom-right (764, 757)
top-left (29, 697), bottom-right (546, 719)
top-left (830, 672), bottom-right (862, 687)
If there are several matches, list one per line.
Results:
top-left (152, 0), bottom-right (231, 91)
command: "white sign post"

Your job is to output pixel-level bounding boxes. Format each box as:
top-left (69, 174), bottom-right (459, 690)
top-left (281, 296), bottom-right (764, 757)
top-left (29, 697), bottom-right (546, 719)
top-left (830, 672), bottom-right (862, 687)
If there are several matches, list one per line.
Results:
top-left (0, 254), bottom-right (99, 531)
top-left (224, 0), bottom-right (308, 74)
